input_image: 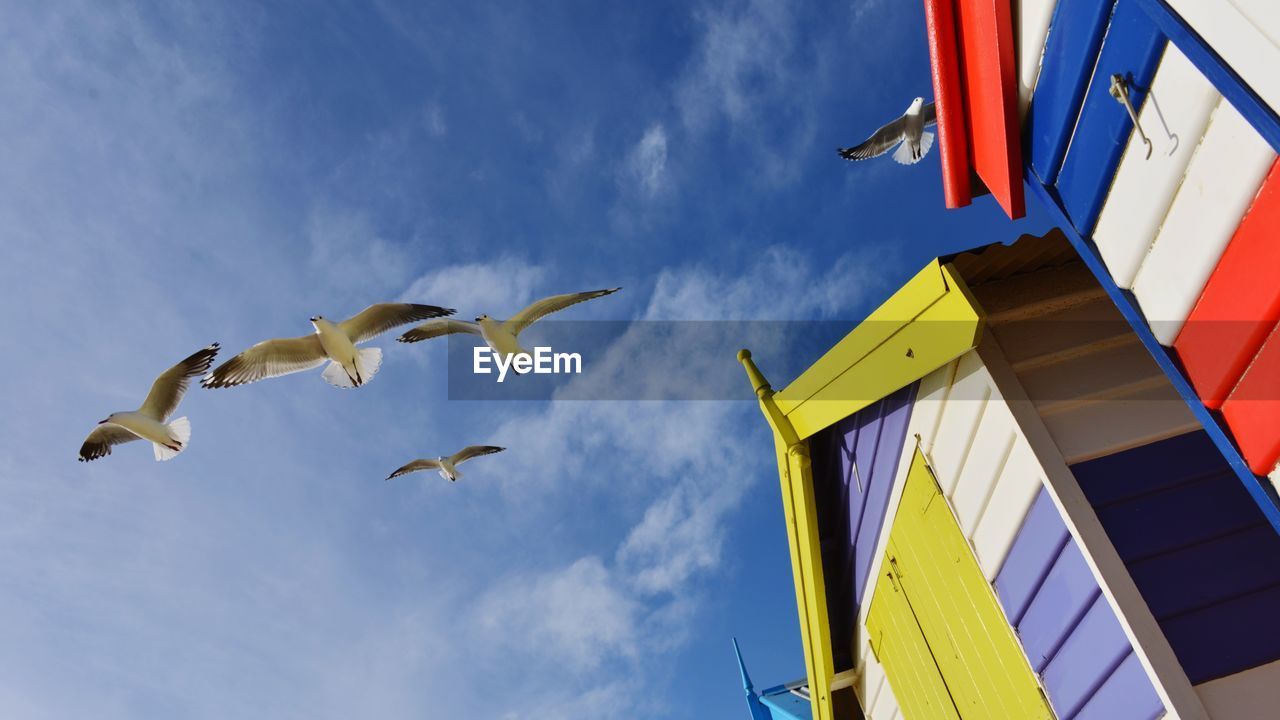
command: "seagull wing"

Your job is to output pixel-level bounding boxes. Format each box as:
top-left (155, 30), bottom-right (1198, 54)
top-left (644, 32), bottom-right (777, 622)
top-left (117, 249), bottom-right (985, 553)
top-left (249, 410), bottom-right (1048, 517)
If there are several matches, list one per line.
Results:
top-left (202, 335), bottom-right (327, 389)
top-left (449, 445), bottom-right (505, 465)
top-left (139, 343), bottom-right (220, 420)
top-left (397, 319), bottom-right (482, 344)
top-left (838, 115), bottom-right (907, 161)
top-left (922, 101), bottom-right (937, 127)
top-left (386, 459), bottom-right (441, 480)
top-left (503, 288), bottom-right (621, 336)
top-left (339, 303), bottom-right (456, 344)
top-left (79, 423), bottom-right (142, 462)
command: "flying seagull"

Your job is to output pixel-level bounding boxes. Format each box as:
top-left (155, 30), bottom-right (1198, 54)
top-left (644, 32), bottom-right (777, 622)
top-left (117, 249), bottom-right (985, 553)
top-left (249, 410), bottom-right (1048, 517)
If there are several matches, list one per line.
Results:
top-left (397, 288), bottom-right (621, 359)
top-left (385, 445), bottom-right (505, 482)
top-left (79, 343), bottom-right (220, 462)
top-left (838, 97), bottom-right (937, 165)
top-left (203, 303), bottom-right (455, 389)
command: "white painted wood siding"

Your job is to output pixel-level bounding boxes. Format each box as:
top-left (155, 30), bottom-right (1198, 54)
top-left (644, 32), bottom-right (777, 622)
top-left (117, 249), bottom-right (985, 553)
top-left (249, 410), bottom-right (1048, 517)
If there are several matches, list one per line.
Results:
top-left (1093, 44), bottom-right (1220, 288)
top-left (1131, 98), bottom-right (1275, 345)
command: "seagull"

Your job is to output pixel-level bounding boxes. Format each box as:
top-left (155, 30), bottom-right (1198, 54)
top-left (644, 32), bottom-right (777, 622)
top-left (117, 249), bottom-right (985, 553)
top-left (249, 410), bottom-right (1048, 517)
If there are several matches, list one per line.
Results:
top-left (385, 445), bottom-right (506, 482)
top-left (79, 343), bottom-right (220, 462)
top-left (838, 97), bottom-right (937, 165)
top-left (397, 288), bottom-right (620, 360)
top-left (202, 303), bottom-right (455, 389)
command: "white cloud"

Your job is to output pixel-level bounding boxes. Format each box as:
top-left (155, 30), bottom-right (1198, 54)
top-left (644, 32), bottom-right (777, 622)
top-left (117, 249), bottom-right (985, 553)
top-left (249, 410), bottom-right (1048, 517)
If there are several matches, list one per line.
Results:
top-left (624, 124), bottom-right (670, 197)
top-left (675, 0), bottom-right (797, 132)
top-left (423, 102), bottom-right (448, 137)
top-left (645, 244), bottom-right (881, 320)
top-left (399, 256), bottom-right (548, 317)
top-left (473, 556), bottom-right (640, 674)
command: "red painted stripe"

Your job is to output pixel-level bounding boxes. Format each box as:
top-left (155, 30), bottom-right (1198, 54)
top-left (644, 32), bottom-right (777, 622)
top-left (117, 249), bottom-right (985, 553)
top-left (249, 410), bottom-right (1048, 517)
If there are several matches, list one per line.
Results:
top-left (953, 0), bottom-right (1024, 219)
top-left (1222, 322), bottom-right (1280, 475)
top-left (1176, 160), bottom-right (1280, 408)
top-left (923, 0), bottom-right (972, 209)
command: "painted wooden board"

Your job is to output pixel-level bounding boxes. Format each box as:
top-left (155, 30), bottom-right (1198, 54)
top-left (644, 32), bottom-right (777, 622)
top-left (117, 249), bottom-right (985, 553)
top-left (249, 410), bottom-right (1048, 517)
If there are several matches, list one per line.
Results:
top-left (927, 351), bottom-right (992, 495)
top-left (1176, 160), bottom-right (1280, 407)
top-left (1015, 0), bottom-right (1059, 118)
top-left (1223, 322), bottom-right (1280, 475)
top-left (808, 383), bottom-right (917, 677)
top-left (1056, 0), bottom-right (1166, 233)
top-left (859, 644), bottom-right (902, 720)
top-left (970, 437), bottom-right (1044, 579)
top-left (884, 453), bottom-right (1053, 718)
top-left (993, 488), bottom-right (1070, 625)
top-left (1015, 539), bottom-right (1100, 671)
top-left (1092, 43), bottom-right (1221, 288)
top-left (1074, 651), bottom-right (1165, 720)
top-left (1073, 430), bottom-right (1280, 684)
top-left (953, 0), bottom-right (1025, 217)
top-left (1166, 0), bottom-right (1280, 121)
top-left (948, 399), bottom-right (1018, 537)
top-left (1039, 593), bottom-right (1134, 718)
top-left (1195, 658), bottom-right (1280, 720)
top-left (866, 547), bottom-right (961, 720)
top-left (1039, 379), bottom-right (1197, 463)
top-left (1131, 97), bottom-right (1276, 345)
top-left (1025, 0), bottom-right (1116, 183)
top-left (923, 0), bottom-right (973, 209)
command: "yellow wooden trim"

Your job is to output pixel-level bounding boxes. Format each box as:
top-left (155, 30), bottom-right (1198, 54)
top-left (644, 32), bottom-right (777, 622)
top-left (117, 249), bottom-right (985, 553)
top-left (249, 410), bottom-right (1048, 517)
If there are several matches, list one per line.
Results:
top-left (739, 351), bottom-right (834, 720)
top-left (776, 262), bottom-right (984, 440)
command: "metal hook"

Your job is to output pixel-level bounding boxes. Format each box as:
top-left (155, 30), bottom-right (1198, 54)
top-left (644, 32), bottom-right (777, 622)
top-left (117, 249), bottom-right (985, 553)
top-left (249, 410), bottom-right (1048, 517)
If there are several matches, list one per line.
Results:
top-left (1110, 74), bottom-right (1152, 159)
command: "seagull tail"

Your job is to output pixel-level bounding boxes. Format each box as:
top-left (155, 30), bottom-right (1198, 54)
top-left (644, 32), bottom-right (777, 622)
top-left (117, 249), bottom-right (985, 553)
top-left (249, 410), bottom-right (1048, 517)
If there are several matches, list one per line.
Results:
top-left (356, 347), bottom-right (383, 384)
top-left (321, 362), bottom-right (357, 388)
top-left (153, 416), bottom-right (191, 462)
top-left (919, 130), bottom-right (935, 159)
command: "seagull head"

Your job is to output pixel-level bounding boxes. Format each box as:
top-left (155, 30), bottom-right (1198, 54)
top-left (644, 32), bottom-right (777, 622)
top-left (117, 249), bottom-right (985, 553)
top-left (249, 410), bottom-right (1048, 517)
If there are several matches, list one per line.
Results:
top-left (475, 314), bottom-right (490, 322)
top-left (909, 96), bottom-right (924, 111)
top-left (98, 413), bottom-right (117, 424)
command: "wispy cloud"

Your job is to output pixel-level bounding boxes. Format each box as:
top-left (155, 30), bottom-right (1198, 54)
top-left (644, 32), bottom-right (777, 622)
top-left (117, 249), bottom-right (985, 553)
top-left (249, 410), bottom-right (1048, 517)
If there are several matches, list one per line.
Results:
top-left (623, 124), bottom-right (670, 197)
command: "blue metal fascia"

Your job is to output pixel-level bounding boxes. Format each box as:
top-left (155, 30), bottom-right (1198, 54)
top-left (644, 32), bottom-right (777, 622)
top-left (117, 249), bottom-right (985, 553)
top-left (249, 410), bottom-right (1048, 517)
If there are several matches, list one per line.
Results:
top-left (1023, 171), bottom-right (1280, 535)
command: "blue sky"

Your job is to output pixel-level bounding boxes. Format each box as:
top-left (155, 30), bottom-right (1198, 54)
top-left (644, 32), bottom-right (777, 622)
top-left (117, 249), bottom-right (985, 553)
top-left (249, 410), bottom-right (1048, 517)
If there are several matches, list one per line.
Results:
top-left (0, 1), bottom-right (1055, 717)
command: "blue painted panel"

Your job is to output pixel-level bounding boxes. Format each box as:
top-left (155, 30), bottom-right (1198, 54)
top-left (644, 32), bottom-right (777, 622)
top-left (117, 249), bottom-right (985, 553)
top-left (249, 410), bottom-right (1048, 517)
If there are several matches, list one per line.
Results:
top-left (1074, 430), bottom-right (1228, 506)
top-left (851, 390), bottom-right (913, 606)
top-left (994, 488), bottom-right (1070, 624)
top-left (1127, 524), bottom-right (1280, 618)
top-left (1163, 584), bottom-right (1280, 684)
top-left (1073, 430), bottom-right (1280, 683)
top-left (1073, 651), bottom-right (1164, 720)
top-left (1092, 473), bottom-right (1260, 560)
top-left (761, 687), bottom-right (812, 720)
top-left (1056, 0), bottom-right (1166, 233)
top-left (1026, 0), bottom-right (1117, 183)
top-left (1013, 540), bottom-right (1100, 672)
top-left (1041, 593), bottom-right (1133, 719)
top-left (809, 382), bottom-right (916, 671)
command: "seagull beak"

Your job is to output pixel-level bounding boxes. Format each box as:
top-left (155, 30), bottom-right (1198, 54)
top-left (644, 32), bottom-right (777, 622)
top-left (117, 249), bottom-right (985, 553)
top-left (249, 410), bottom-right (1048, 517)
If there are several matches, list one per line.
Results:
top-left (98, 418), bottom-right (108, 424)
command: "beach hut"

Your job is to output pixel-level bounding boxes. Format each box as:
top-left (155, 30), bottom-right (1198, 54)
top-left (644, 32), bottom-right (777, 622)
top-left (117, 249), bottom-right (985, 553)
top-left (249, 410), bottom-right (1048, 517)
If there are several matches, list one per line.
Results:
top-left (918, 0), bottom-right (1280, 486)
top-left (740, 231), bottom-right (1280, 719)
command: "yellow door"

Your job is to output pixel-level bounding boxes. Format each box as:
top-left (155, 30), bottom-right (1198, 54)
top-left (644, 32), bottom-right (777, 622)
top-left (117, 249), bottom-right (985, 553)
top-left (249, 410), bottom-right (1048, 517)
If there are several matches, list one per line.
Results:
top-left (867, 449), bottom-right (1053, 719)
